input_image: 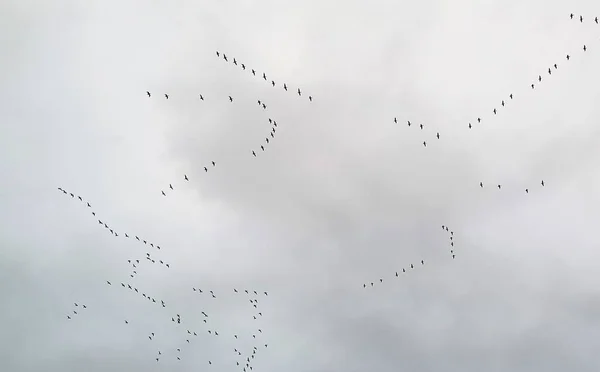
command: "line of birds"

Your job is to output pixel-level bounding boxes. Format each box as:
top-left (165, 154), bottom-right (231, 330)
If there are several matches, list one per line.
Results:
top-left (441, 225), bottom-right (457, 259)
top-left (570, 13), bottom-right (599, 23)
top-left (216, 50), bottom-right (313, 102)
top-left (57, 187), bottom-right (167, 256)
top-left (479, 179), bottom-right (545, 193)
top-left (394, 35), bottom-right (592, 147)
top-left (159, 116), bottom-right (281, 197)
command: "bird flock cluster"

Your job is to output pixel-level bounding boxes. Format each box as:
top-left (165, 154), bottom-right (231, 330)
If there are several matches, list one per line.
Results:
top-left (58, 187), bottom-right (272, 368)
top-left (216, 50), bottom-right (313, 102)
top-left (57, 13), bottom-right (597, 369)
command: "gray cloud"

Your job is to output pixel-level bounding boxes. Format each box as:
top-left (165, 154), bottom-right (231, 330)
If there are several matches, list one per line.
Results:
top-left (2, 0), bottom-right (600, 371)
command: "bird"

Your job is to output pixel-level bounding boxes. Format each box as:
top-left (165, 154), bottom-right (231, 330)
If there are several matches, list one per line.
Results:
top-left (283, 83), bottom-right (287, 91)
top-left (548, 68), bottom-right (552, 75)
top-left (204, 167), bottom-right (208, 172)
top-left (262, 103), bottom-right (266, 109)
top-left (107, 281), bottom-right (111, 285)
top-left (297, 88), bottom-right (301, 96)
top-left (146, 91), bottom-right (151, 97)
top-left (538, 75), bottom-right (542, 82)
top-left (164, 94), bottom-right (169, 99)
top-left (271, 80), bottom-right (275, 87)
top-left (566, 54), bottom-right (570, 60)
top-left (480, 182), bottom-right (483, 188)
top-left (229, 96), bottom-right (233, 102)
top-left (509, 94), bottom-right (513, 99)
top-left (233, 58), bottom-right (237, 65)
top-left (263, 72), bottom-right (267, 80)
top-left (252, 151), bottom-right (256, 157)
top-left (525, 189), bottom-right (529, 193)
top-left (420, 124), bottom-right (424, 130)
top-left (423, 141), bottom-right (427, 147)
top-left (223, 54), bottom-right (228, 61)
top-left (541, 180), bottom-right (545, 186)
top-left (477, 117), bottom-right (481, 123)
top-left (501, 100), bottom-right (505, 106)
top-left (407, 120), bottom-right (411, 126)
top-left (169, 184), bottom-right (173, 190)
top-left (531, 84), bottom-right (535, 89)
top-left (216, 51), bottom-right (220, 56)
top-left (199, 94), bottom-right (204, 100)
top-left (421, 260), bottom-right (424, 265)
top-left (497, 184), bottom-right (501, 189)
top-left (241, 63), bottom-right (246, 70)
top-left (309, 96), bottom-right (313, 102)
top-left (596, 17), bottom-right (598, 24)
top-left (261, 145), bottom-right (265, 151)
top-left (212, 161), bottom-right (215, 166)
top-left (580, 15), bottom-right (583, 22)
top-left (184, 175), bottom-right (188, 181)
top-left (252, 69), bottom-right (256, 75)
top-left (436, 132), bottom-right (440, 139)
top-left (493, 108), bottom-right (497, 115)
top-left (468, 123), bottom-right (472, 129)
top-left (554, 64), bottom-right (557, 69)
top-left (583, 45), bottom-right (587, 52)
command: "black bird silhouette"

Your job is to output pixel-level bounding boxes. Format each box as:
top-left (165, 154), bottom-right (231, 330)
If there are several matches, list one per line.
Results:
top-left (216, 51), bottom-right (220, 56)
top-left (241, 63), bottom-right (245, 69)
top-left (554, 64), bottom-right (557, 69)
top-left (468, 123), bottom-right (472, 129)
top-left (147, 91), bottom-right (151, 97)
top-left (497, 184), bottom-right (501, 189)
top-left (309, 96), bottom-right (312, 101)
top-left (283, 83), bottom-right (288, 91)
top-left (223, 54), bottom-right (228, 61)
top-left (266, 138), bottom-right (269, 143)
top-left (531, 84), bottom-right (535, 89)
top-left (272, 80), bottom-right (275, 87)
top-left (252, 69), bottom-right (256, 75)
top-left (509, 93), bottom-right (513, 99)
top-left (169, 184), bottom-right (173, 190)
top-left (229, 96), bottom-right (233, 102)
top-left (477, 117), bottom-right (481, 123)
top-left (407, 120), bottom-right (411, 126)
top-left (199, 94), bottom-right (204, 100)
top-left (541, 180), bottom-right (545, 186)
top-left (420, 124), bottom-right (424, 129)
top-left (436, 132), bottom-right (440, 139)
top-left (164, 94), bottom-right (169, 99)
top-left (212, 161), bottom-right (215, 166)
top-left (580, 15), bottom-right (583, 22)
top-left (263, 72), bottom-right (267, 80)
top-left (595, 17), bottom-right (598, 24)
top-left (233, 58), bottom-right (237, 65)
top-left (583, 45), bottom-right (587, 51)
top-left (539, 75), bottom-right (542, 82)
top-left (297, 88), bottom-right (301, 96)
top-left (252, 151), bottom-right (256, 157)
top-left (566, 54), bottom-right (570, 60)
top-left (480, 182), bottom-right (483, 188)
top-left (87, 202), bottom-right (91, 207)
top-left (204, 167), bottom-right (208, 172)
top-left (548, 68), bottom-right (552, 75)
top-left (525, 189), bottom-right (529, 193)
top-left (184, 175), bottom-right (188, 181)
top-left (423, 141), bottom-right (427, 147)
top-left (261, 145), bottom-right (265, 151)
top-left (493, 108), bottom-right (496, 115)
top-left (501, 100), bottom-right (505, 106)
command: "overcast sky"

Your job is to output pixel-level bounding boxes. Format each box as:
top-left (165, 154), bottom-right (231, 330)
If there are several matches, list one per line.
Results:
top-left (2, 0), bottom-right (600, 371)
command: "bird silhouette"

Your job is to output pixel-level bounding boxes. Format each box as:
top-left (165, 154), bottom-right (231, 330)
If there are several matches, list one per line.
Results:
top-left (146, 91), bottom-right (151, 97)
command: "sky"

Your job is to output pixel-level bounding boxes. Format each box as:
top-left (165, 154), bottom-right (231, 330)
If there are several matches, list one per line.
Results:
top-left (2, 0), bottom-right (600, 371)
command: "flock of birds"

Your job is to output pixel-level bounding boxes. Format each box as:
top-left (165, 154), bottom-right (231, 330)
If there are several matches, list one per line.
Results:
top-left (395, 13), bottom-right (596, 149)
top-left (57, 12), bottom-right (598, 369)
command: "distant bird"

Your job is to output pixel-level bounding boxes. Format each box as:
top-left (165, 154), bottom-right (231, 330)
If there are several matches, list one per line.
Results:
top-left (223, 54), bottom-right (228, 61)
top-left (596, 17), bottom-right (598, 24)
top-left (107, 281), bottom-right (111, 285)
top-left (583, 45), bottom-right (587, 51)
top-left (125, 320), bottom-right (128, 324)
top-left (297, 88), bottom-right (301, 96)
top-left (216, 51), bottom-right (220, 57)
top-left (548, 68), bottom-right (552, 75)
top-left (554, 64), bottom-right (557, 69)
top-left (199, 94), bottom-right (204, 100)
top-left (477, 117), bottom-right (481, 123)
top-left (283, 83), bottom-right (287, 91)
top-left (407, 120), bottom-right (411, 126)
top-left (541, 180), bottom-right (545, 186)
top-left (261, 145), bottom-right (264, 151)
top-left (204, 167), bottom-right (208, 172)
top-left (436, 132), bottom-right (440, 139)
top-left (252, 69), bottom-right (256, 75)
top-left (538, 75), bottom-right (542, 82)
top-left (420, 124), bottom-right (424, 130)
top-left (525, 189), bottom-right (529, 193)
top-left (184, 175), bottom-right (188, 181)
top-left (580, 15), bottom-right (583, 22)
top-left (164, 94), bottom-right (169, 99)
top-left (468, 123), bottom-right (472, 129)
top-left (271, 80), bottom-right (275, 87)
top-left (241, 63), bottom-right (246, 70)
top-left (480, 182), bottom-right (483, 188)
top-left (566, 54), bottom-right (570, 60)
top-left (509, 93), bottom-right (513, 99)
top-left (309, 96), bottom-right (313, 102)
top-left (263, 72), bottom-right (267, 80)
top-left (501, 100), bottom-right (505, 106)
top-left (531, 84), bottom-right (535, 89)
top-left (423, 141), bottom-right (427, 147)
top-left (233, 58), bottom-right (237, 65)
top-left (493, 108), bottom-right (496, 115)
top-left (497, 184), bottom-right (501, 189)
top-left (229, 96), bottom-right (233, 102)
top-left (252, 151), bottom-right (256, 157)
top-left (147, 91), bottom-right (151, 97)
top-left (262, 103), bottom-right (266, 109)
top-left (212, 161), bottom-right (215, 166)
top-left (169, 184), bottom-right (173, 190)
top-left (421, 260), bottom-right (424, 265)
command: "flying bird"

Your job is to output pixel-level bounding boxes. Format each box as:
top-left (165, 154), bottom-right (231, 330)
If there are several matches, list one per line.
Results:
top-left (297, 88), bottom-right (301, 96)
top-left (147, 91), bottom-right (151, 97)
top-left (184, 175), bottom-right (188, 181)
top-left (423, 141), bottom-right (427, 147)
top-left (164, 94), bottom-right (169, 99)
top-left (229, 96), bottom-right (233, 102)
